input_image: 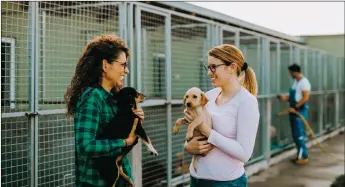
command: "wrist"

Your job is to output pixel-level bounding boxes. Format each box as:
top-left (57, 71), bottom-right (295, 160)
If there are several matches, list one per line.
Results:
top-left (124, 139), bottom-right (128, 147)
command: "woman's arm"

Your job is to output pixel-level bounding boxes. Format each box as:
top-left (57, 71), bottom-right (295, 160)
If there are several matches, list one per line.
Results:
top-left (199, 97), bottom-right (260, 162)
top-left (75, 91), bottom-right (126, 158)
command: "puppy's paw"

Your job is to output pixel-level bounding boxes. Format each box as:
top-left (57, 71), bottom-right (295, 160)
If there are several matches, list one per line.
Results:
top-left (147, 144), bottom-right (159, 156)
top-left (172, 126), bottom-right (180, 134)
top-left (186, 132), bottom-right (193, 141)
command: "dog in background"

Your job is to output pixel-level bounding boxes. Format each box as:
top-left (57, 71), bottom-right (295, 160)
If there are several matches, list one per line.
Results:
top-left (95, 87), bottom-right (158, 187)
top-left (172, 87), bottom-right (212, 172)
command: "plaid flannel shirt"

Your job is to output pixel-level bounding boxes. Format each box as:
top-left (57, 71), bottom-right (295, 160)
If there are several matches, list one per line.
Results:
top-left (74, 86), bottom-right (133, 187)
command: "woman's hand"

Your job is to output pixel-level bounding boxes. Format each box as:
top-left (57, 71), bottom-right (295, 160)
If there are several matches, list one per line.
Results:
top-left (125, 134), bottom-right (137, 147)
top-left (133, 107), bottom-right (145, 121)
top-left (184, 109), bottom-right (197, 123)
top-left (185, 136), bottom-right (213, 156)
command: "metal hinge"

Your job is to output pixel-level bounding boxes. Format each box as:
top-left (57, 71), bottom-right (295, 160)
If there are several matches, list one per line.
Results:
top-left (25, 112), bottom-right (39, 117)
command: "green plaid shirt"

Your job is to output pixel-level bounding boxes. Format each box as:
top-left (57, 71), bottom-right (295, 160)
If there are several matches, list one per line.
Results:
top-left (74, 86), bottom-right (133, 187)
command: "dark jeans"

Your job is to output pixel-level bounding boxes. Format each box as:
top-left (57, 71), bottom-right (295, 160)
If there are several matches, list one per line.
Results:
top-left (190, 174), bottom-right (248, 187)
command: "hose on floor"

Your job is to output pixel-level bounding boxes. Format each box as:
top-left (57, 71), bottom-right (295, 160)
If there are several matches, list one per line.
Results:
top-left (277, 109), bottom-right (344, 162)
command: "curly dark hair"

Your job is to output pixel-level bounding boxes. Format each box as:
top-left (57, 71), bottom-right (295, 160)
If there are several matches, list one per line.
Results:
top-left (65, 35), bottom-right (130, 116)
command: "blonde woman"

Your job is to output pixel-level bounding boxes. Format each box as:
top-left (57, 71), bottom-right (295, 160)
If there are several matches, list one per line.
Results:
top-left (184, 44), bottom-right (260, 187)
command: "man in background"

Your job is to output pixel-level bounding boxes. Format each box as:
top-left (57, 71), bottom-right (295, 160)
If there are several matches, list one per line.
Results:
top-left (277, 63), bottom-right (311, 165)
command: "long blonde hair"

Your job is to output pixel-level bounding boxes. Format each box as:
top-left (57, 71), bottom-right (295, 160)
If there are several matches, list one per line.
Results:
top-left (208, 44), bottom-right (258, 96)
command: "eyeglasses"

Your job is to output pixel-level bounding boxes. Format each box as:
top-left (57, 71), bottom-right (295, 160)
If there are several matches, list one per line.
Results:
top-left (203, 63), bottom-right (228, 73)
top-left (114, 60), bottom-right (128, 70)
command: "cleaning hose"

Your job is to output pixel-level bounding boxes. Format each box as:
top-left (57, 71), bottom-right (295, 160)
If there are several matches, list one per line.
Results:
top-left (277, 109), bottom-right (344, 162)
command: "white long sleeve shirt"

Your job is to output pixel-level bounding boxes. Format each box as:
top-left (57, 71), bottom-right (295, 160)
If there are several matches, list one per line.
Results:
top-left (190, 87), bottom-right (260, 181)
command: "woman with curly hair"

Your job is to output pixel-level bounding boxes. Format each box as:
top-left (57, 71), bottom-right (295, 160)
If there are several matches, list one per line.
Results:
top-left (65, 35), bottom-right (143, 187)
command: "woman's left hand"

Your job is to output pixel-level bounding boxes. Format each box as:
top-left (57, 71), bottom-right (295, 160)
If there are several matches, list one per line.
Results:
top-left (133, 107), bottom-right (145, 122)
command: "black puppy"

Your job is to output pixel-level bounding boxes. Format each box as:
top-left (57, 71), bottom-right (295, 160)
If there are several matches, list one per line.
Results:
top-left (95, 87), bottom-right (158, 187)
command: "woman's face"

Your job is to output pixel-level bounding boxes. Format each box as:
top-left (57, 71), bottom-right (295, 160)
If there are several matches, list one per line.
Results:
top-left (207, 55), bottom-right (236, 87)
top-left (103, 51), bottom-right (129, 90)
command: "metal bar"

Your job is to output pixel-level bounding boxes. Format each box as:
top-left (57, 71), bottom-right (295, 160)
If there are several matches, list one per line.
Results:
top-left (1, 112), bottom-right (27, 118)
top-left (165, 13), bottom-right (172, 187)
top-left (141, 99), bottom-right (166, 107)
top-left (333, 57), bottom-right (337, 90)
top-left (245, 155), bottom-right (265, 167)
top-left (34, 2), bottom-right (40, 186)
top-left (126, 4), bottom-right (142, 187)
top-left (119, 2), bottom-right (128, 87)
top-left (139, 5), bottom-right (169, 17)
top-left (29, 2), bottom-right (38, 187)
top-left (304, 48), bottom-right (308, 77)
top-left (264, 38), bottom-right (269, 94)
top-left (119, 2), bottom-right (127, 41)
top-left (171, 99), bottom-right (183, 105)
top-left (38, 109), bottom-right (67, 115)
top-left (335, 92), bottom-right (340, 127)
top-left (235, 30), bottom-right (240, 48)
top-left (135, 7), bottom-right (141, 91)
top-left (128, 3), bottom-right (135, 88)
top-left (289, 44), bottom-right (293, 65)
top-left (318, 53), bottom-right (323, 90)
top-left (219, 26), bottom-right (224, 44)
top-left (42, 10), bottom-right (46, 101)
top-left (142, 28), bottom-right (147, 93)
top-left (277, 42), bottom-right (281, 93)
top-left (48, 1), bottom-right (122, 10)
top-left (318, 94), bottom-right (324, 134)
top-left (264, 98), bottom-right (271, 164)
top-left (131, 2), bottom-right (216, 25)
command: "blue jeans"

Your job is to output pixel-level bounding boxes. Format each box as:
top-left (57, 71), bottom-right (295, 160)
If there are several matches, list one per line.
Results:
top-left (190, 174), bottom-right (247, 187)
top-left (289, 108), bottom-right (309, 159)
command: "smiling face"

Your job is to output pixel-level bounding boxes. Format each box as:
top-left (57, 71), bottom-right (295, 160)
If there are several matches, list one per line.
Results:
top-left (207, 55), bottom-right (238, 88)
top-left (102, 51), bottom-right (129, 90)
top-left (183, 87), bottom-right (208, 109)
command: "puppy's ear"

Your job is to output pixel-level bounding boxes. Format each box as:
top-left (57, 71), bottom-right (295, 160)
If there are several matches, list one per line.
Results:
top-left (183, 95), bottom-right (186, 105)
top-left (200, 92), bottom-right (209, 106)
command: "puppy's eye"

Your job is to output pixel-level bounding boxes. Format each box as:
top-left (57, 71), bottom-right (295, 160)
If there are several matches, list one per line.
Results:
top-left (193, 95), bottom-right (197, 98)
top-left (186, 95), bottom-right (189, 98)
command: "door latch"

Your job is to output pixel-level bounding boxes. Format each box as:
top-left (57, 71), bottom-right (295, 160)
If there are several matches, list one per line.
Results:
top-left (25, 112), bottom-right (39, 117)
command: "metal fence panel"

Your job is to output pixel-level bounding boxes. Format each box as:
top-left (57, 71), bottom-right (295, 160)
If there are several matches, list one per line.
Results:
top-left (280, 43), bottom-right (291, 93)
top-left (170, 15), bottom-right (211, 98)
top-left (1, 117), bottom-right (30, 187)
top-left (222, 30), bottom-right (236, 46)
top-left (140, 10), bottom-right (167, 99)
top-left (307, 50), bottom-right (318, 91)
top-left (250, 98), bottom-right (264, 160)
top-left (38, 2), bottom-right (120, 110)
top-left (37, 114), bottom-right (74, 187)
top-left (141, 106), bottom-right (168, 187)
top-left (324, 93), bottom-right (336, 130)
top-left (339, 92), bottom-right (345, 125)
top-left (239, 32), bottom-right (262, 94)
top-left (269, 41), bottom-right (279, 94)
top-left (308, 94), bottom-right (321, 135)
top-left (270, 98), bottom-right (293, 152)
top-left (34, 3), bottom-right (121, 186)
top-left (1, 2), bottom-right (31, 113)
top-left (171, 105), bottom-right (192, 186)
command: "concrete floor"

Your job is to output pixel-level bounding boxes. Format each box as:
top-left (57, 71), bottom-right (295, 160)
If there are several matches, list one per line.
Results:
top-left (248, 133), bottom-right (344, 187)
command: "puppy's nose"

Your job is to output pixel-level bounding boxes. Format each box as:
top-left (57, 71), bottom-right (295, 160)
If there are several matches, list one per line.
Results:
top-left (186, 103), bottom-right (191, 107)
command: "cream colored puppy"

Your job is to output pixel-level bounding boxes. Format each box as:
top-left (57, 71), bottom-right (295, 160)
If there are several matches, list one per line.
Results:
top-left (172, 87), bottom-right (212, 172)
